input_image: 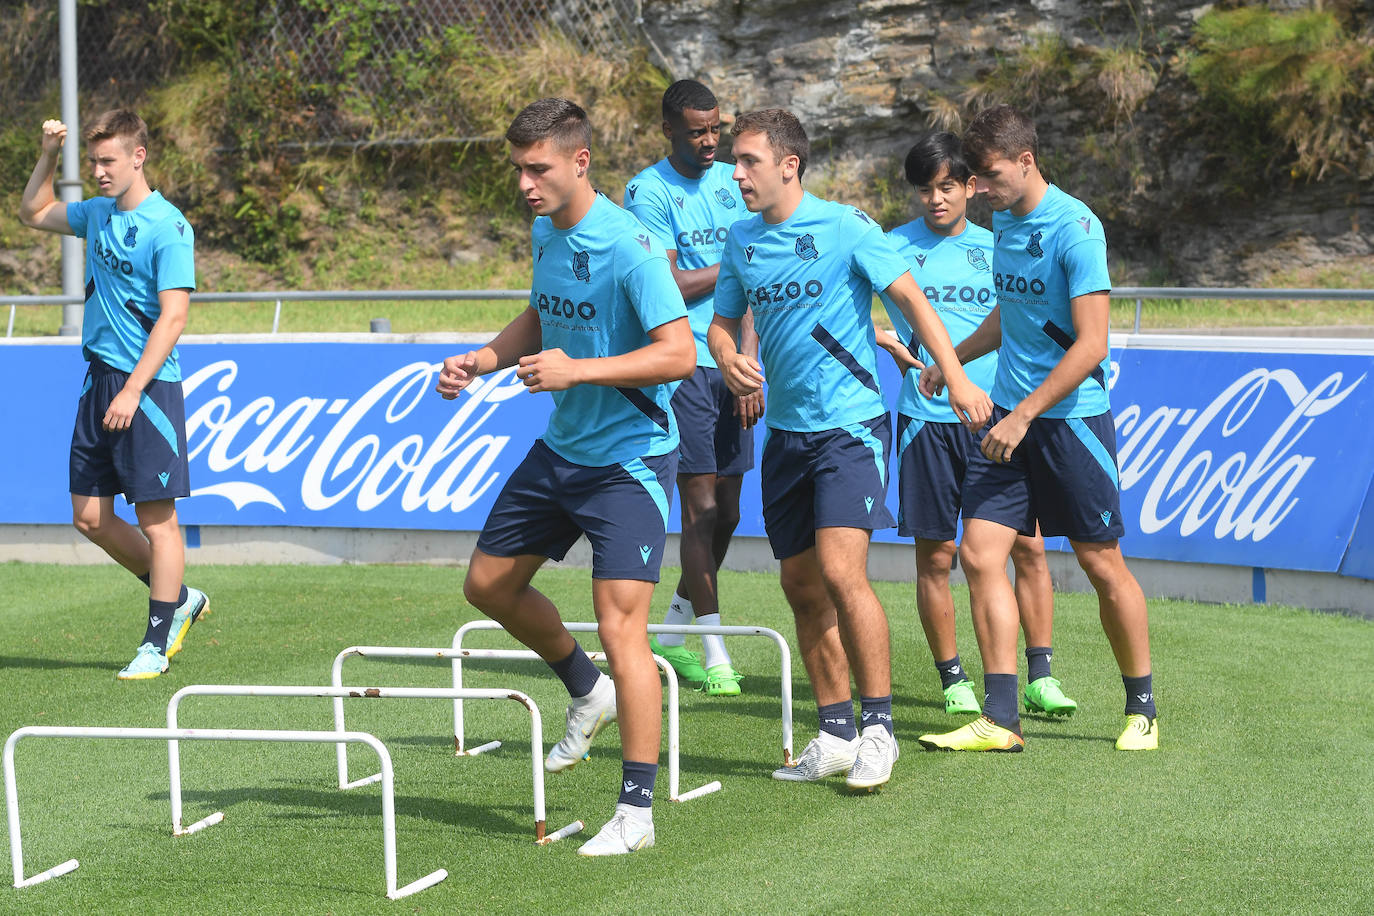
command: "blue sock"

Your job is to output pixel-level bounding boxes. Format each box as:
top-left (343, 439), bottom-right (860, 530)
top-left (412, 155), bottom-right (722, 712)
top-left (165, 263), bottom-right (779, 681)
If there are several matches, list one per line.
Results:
top-left (136, 572), bottom-right (150, 587)
top-left (859, 695), bottom-right (894, 736)
top-left (817, 700), bottom-right (857, 741)
top-left (1025, 646), bottom-right (1053, 683)
top-left (935, 655), bottom-right (967, 690)
top-left (1123, 674), bottom-right (1156, 718)
top-left (143, 599), bottom-right (176, 650)
top-left (548, 641), bottom-right (601, 699)
top-left (982, 674), bottom-right (1020, 734)
top-left (618, 760), bottom-right (657, 808)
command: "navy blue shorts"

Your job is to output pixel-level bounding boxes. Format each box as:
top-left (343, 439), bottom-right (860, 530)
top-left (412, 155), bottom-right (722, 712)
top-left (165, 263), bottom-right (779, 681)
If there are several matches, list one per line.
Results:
top-left (476, 439), bottom-right (678, 581)
top-left (962, 406), bottom-right (1125, 542)
top-left (895, 416), bottom-right (974, 541)
top-left (760, 414), bottom-right (895, 560)
top-left (70, 359), bottom-right (190, 503)
top-left (671, 366), bottom-right (755, 477)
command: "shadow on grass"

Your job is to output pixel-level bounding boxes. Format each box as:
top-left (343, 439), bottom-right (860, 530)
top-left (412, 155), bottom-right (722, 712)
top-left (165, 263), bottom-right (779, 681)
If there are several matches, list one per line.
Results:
top-left (158, 784), bottom-right (537, 837)
top-left (0, 654), bottom-right (118, 671)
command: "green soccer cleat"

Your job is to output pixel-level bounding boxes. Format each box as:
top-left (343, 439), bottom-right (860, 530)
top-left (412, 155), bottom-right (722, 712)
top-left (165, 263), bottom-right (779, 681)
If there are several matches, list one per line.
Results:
top-left (1115, 713), bottom-right (1159, 751)
top-left (649, 636), bottom-right (708, 686)
top-left (943, 679), bottom-right (981, 716)
top-left (117, 642), bottom-right (169, 680)
top-left (1024, 676), bottom-right (1078, 717)
top-left (701, 663), bottom-right (742, 697)
top-left (918, 715), bottom-right (1024, 753)
top-left (165, 586), bottom-right (209, 658)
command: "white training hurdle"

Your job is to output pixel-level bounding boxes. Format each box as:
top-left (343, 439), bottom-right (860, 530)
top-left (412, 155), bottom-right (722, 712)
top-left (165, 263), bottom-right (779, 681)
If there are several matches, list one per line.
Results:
top-left (451, 621), bottom-right (797, 765)
top-left (331, 645), bottom-right (721, 803)
top-left (4, 725), bottom-right (446, 900)
top-left (166, 683), bottom-right (580, 844)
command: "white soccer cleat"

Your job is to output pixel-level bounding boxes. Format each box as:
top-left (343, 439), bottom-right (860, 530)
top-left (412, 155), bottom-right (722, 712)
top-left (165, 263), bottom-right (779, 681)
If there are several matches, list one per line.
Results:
top-left (846, 724), bottom-right (899, 790)
top-left (545, 674), bottom-right (617, 773)
top-left (772, 730), bottom-right (859, 782)
top-left (577, 804), bottom-right (654, 856)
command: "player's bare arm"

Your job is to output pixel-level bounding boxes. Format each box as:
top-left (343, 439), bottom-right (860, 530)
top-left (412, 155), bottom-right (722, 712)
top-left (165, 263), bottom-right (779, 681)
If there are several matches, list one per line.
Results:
top-left (436, 307), bottom-right (542, 399)
top-left (883, 272), bottom-right (991, 429)
top-left (708, 313), bottom-right (764, 397)
top-left (734, 307), bottom-right (764, 426)
top-left (103, 287), bottom-right (190, 432)
top-left (518, 315), bottom-right (694, 394)
top-left (980, 290), bottom-right (1109, 463)
top-left (18, 120), bottom-right (73, 235)
top-left (873, 322), bottom-right (923, 375)
top-left (665, 249), bottom-right (721, 302)
top-left (919, 305), bottom-right (1003, 397)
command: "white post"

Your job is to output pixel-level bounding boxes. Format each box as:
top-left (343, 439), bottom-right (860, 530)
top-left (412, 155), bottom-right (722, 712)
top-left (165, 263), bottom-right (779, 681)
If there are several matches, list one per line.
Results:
top-left (57, 0), bottom-right (82, 338)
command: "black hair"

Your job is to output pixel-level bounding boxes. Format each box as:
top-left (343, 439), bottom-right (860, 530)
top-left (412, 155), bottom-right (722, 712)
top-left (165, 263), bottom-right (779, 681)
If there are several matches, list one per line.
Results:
top-left (903, 131), bottom-right (971, 187)
top-left (662, 79), bottom-right (718, 121)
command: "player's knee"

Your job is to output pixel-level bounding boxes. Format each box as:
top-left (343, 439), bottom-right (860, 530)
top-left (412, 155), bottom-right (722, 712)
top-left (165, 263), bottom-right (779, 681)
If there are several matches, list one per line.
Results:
top-left (917, 542), bottom-right (957, 577)
top-left (681, 495), bottom-right (718, 529)
top-left (71, 510), bottom-right (99, 539)
top-left (1010, 539), bottom-right (1048, 576)
top-left (462, 569), bottom-right (504, 614)
top-left (715, 502), bottom-right (740, 535)
top-left (958, 538), bottom-right (1003, 577)
top-left (780, 566), bottom-right (824, 611)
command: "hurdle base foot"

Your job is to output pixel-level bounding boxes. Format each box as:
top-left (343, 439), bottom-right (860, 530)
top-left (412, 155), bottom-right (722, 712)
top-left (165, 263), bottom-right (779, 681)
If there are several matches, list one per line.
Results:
top-left (174, 811), bottom-right (225, 836)
top-left (342, 773), bottom-right (384, 789)
top-left (15, 858), bottom-right (79, 887)
top-left (388, 868), bottom-right (448, 899)
top-left (535, 819), bottom-right (584, 845)
top-left (455, 739), bottom-right (501, 757)
top-left (672, 780), bottom-right (723, 803)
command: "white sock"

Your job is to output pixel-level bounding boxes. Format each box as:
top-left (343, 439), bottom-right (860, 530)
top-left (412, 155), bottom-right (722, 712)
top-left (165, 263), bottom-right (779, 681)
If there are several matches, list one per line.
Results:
top-left (697, 612), bottom-right (732, 669)
top-left (616, 801), bottom-right (653, 823)
top-left (657, 595), bottom-right (692, 648)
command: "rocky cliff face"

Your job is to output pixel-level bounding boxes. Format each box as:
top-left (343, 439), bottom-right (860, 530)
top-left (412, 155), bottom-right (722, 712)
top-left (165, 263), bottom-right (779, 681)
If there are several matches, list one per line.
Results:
top-left (641, 0), bottom-right (1374, 286)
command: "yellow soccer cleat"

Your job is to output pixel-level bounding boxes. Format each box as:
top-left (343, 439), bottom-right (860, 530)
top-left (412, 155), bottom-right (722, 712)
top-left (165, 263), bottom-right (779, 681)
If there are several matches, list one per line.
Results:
top-left (918, 715), bottom-right (1024, 753)
top-left (1115, 713), bottom-right (1159, 750)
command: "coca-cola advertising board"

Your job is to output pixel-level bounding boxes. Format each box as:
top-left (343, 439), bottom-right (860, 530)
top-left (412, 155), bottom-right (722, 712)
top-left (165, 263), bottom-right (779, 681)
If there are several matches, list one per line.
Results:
top-left (3, 338), bottom-right (1371, 578)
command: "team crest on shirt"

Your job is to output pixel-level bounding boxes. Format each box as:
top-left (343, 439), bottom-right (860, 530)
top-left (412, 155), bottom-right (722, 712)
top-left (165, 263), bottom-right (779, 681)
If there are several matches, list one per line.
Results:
top-left (967, 248), bottom-right (990, 271)
top-left (627, 184), bottom-right (638, 200)
top-left (1026, 231), bottom-right (1044, 258)
top-left (1077, 216), bottom-right (1092, 234)
top-left (714, 187), bottom-right (736, 209)
top-left (744, 244), bottom-right (756, 263)
top-left (914, 253), bottom-right (928, 268)
top-left (795, 234), bottom-right (819, 261)
top-left (572, 250), bottom-right (591, 282)
top-left (123, 225), bottom-right (138, 247)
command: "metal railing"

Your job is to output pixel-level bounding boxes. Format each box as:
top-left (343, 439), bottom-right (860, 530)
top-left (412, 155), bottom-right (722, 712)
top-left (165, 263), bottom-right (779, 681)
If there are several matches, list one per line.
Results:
top-left (5, 287), bottom-right (1374, 338)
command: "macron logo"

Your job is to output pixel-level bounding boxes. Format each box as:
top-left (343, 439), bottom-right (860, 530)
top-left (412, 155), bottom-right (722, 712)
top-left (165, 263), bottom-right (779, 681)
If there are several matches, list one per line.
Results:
top-left (1137, 693), bottom-right (1152, 703)
top-left (158, 472), bottom-right (170, 487)
top-left (1101, 510), bottom-right (1113, 526)
top-left (149, 616), bottom-right (163, 627)
top-left (624, 780), bottom-right (637, 793)
top-left (744, 244), bottom-right (755, 263)
top-left (914, 253), bottom-right (927, 268)
top-left (639, 545), bottom-right (653, 565)
top-left (864, 497), bottom-right (874, 513)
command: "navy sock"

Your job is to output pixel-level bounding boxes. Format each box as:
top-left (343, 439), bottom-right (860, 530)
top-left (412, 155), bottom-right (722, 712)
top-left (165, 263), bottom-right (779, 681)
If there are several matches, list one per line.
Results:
top-left (618, 760), bottom-right (657, 808)
top-left (143, 599), bottom-right (176, 650)
top-left (817, 700), bottom-right (857, 741)
top-left (1123, 673), bottom-right (1156, 718)
top-left (935, 655), bottom-right (968, 690)
top-left (1025, 646), bottom-right (1053, 683)
top-left (136, 572), bottom-right (151, 587)
top-left (982, 674), bottom-right (1021, 734)
top-left (548, 641), bottom-right (601, 699)
top-left (859, 695), bottom-right (894, 737)
top-left (177, 583), bottom-right (189, 606)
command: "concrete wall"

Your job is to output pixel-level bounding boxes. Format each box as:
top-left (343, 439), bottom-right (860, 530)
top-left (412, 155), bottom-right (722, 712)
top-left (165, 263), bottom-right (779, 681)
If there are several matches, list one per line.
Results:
top-left (4, 523), bottom-right (1370, 619)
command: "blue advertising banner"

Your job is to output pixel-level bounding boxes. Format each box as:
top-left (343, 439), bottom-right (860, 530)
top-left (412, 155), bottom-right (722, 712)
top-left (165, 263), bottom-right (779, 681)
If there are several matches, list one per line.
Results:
top-left (2, 337), bottom-right (1371, 578)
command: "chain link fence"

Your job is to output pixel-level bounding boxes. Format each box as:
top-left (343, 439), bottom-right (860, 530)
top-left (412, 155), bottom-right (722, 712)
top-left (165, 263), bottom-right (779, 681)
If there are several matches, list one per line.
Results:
top-left (7, 0), bottom-right (649, 137)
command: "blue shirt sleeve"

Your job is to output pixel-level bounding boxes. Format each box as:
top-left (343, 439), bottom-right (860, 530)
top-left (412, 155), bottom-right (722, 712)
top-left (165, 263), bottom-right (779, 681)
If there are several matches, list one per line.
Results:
top-left (713, 243), bottom-right (747, 320)
top-left (622, 256), bottom-right (687, 332)
top-left (153, 222), bottom-right (196, 291)
top-left (66, 199), bottom-right (92, 238)
top-left (625, 182), bottom-right (677, 252)
top-left (850, 220), bottom-right (910, 294)
top-left (1060, 237), bottom-right (1110, 299)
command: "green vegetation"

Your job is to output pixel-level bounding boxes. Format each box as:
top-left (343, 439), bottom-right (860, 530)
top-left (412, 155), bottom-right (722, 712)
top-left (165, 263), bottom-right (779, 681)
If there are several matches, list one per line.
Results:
top-left (0, 562), bottom-right (1370, 913)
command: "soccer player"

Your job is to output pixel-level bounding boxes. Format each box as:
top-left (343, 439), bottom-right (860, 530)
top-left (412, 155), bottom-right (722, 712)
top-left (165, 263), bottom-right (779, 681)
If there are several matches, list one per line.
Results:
top-left (916, 105), bottom-right (1158, 753)
top-left (876, 131), bottom-right (1076, 719)
top-left (624, 79), bottom-right (758, 697)
top-left (436, 98), bottom-right (695, 854)
top-left (17, 111), bottom-right (209, 680)
top-left (707, 109), bottom-right (991, 790)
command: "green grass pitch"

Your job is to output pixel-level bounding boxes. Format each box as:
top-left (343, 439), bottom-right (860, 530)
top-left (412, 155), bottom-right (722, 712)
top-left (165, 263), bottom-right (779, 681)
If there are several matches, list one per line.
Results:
top-left (1, 562), bottom-right (1371, 914)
